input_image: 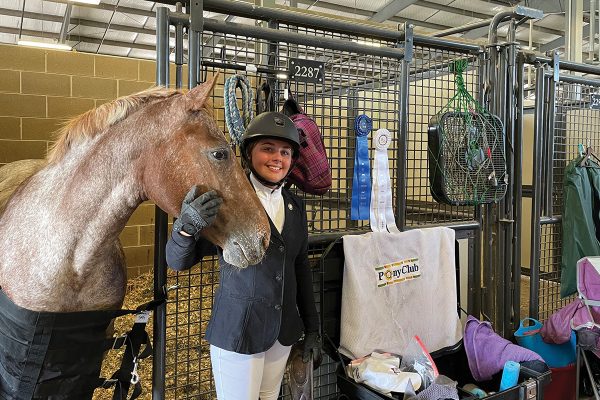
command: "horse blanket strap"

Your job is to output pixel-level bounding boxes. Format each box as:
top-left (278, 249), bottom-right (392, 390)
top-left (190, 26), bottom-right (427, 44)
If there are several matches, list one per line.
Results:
top-left (0, 289), bottom-right (164, 400)
top-left (104, 311), bottom-right (154, 400)
top-left (224, 74), bottom-right (254, 146)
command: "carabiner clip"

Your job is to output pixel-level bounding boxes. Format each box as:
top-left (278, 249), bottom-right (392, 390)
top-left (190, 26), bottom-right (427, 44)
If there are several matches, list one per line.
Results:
top-left (130, 357), bottom-right (140, 385)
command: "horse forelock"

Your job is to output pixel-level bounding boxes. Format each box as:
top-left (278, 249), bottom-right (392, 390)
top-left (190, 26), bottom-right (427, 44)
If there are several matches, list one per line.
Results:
top-left (46, 87), bottom-right (183, 163)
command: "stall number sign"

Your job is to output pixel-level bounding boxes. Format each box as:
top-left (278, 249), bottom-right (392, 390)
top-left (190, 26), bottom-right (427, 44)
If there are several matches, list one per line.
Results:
top-left (591, 94), bottom-right (600, 110)
top-left (289, 58), bottom-right (324, 83)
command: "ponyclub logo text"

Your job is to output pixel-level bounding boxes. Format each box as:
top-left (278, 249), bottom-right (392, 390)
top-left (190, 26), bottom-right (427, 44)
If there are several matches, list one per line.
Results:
top-left (374, 257), bottom-right (421, 287)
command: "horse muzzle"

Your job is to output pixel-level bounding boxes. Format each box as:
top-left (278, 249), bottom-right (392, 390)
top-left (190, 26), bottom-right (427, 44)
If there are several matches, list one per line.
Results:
top-left (222, 230), bottom-right (269, 268)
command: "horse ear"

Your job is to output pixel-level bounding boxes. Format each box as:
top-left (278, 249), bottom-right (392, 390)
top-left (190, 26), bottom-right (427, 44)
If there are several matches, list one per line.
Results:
top-left (186, 72), bottom-right (220, 111)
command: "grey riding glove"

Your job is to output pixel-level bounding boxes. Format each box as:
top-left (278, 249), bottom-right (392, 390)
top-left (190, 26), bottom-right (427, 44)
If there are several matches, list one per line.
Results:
top-left (173, 187), bottom-right (223, 240)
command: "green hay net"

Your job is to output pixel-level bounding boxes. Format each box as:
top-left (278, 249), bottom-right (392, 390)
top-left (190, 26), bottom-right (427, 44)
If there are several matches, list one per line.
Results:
top-left (427, 59), bottom-right (508, 206)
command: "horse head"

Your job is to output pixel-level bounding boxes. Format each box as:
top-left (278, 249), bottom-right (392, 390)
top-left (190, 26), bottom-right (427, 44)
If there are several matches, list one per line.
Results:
top-left (140, 75), bottom-right (270, 268)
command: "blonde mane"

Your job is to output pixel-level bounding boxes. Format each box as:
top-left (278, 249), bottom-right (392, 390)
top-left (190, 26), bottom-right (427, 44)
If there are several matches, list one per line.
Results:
top-left (47, 87), bottom-right (181, 163)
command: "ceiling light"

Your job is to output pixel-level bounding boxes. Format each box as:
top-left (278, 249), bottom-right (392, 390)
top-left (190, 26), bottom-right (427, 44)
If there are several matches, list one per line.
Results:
top-left (69, 0), bottom-right (101, 4)
top-left (18, 40), bottom-right (72, 51)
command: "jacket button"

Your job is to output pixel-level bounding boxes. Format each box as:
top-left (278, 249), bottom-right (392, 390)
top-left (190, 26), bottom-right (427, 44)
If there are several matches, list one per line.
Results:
top-left (275, 273), bottom-right (282, 281)
top-left (274, 304), bottom-right (281, 310)
top-left (278, 245), bottom-right (285, 253)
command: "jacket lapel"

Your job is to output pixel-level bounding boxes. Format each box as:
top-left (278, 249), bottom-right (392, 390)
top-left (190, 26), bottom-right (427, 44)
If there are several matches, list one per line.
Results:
top-left (281, 191), bottom-right (298, 242)
top-left (268, 214), bottom-right (284, 245)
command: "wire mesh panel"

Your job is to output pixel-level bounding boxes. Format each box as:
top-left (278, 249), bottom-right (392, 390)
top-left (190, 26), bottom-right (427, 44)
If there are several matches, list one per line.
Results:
top-left (552, 81), bottom-right (600, 215)
top-left (534, 78), bottom-right (600, 320)
top-left (165, 245), bottom-right (337, 399)
top-left (405, 46), bottom-right (482, 226)
top-left (165, 258), bottom-right (219, 399)
top-left (536, 222), bottom-right (573, 321)
top-left (277, 25), bottom-right (402, 234)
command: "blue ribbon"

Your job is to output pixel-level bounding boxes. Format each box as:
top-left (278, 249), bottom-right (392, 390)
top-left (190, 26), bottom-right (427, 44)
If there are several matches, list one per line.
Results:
top-left (351, 114), bottom-right (372, 220)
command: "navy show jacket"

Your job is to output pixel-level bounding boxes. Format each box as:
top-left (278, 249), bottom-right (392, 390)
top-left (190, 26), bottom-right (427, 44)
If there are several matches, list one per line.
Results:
top-left (166, 188), bottom-right (320, 354)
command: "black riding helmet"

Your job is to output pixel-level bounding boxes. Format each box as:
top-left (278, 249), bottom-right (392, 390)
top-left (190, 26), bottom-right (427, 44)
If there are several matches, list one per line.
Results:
top-left (240, 112), bottom-right (300, 188)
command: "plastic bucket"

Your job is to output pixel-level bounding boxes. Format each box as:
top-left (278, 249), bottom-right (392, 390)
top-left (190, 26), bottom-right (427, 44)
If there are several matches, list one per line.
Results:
top-left (543, 364), bottom-right (576, 400)
top-left (514, 318), bottom-right (576, 368)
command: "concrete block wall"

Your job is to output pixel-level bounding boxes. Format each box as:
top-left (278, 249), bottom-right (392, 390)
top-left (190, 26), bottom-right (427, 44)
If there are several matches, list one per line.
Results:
top-left (0, 43), bottom-right (187, 278)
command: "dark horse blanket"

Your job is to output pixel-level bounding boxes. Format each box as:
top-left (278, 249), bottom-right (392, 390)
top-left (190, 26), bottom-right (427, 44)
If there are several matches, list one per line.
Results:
top-left (0, 289), bottom-right (116, 400)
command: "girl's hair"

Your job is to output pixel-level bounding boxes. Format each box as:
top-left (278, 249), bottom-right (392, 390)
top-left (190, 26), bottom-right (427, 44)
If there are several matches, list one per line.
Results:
top-left (240, 139), bottom-right (258, 173)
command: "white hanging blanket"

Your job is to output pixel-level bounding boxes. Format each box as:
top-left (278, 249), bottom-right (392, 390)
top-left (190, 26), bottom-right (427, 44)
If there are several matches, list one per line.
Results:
top-left (339, 227), bottom-right (463, 359)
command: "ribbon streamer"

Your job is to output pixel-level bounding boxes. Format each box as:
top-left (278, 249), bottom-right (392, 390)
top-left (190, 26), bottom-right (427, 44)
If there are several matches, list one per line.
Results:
top-left (351, 114), bottom-right (372, 220)
top-left (370, 129), bottom-right (400, 232)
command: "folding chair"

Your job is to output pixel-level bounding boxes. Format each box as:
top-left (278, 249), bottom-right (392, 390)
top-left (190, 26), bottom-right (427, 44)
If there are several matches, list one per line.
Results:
top-left (573, 257), bottom-right (600, 400)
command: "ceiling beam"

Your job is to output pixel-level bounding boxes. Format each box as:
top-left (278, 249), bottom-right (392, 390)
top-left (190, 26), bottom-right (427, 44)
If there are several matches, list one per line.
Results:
top-left (50, 0), bottom-right (155, 18)
top-left (0, 7), bottom-right (155, 35)
top-left (369, 0), bottom-right (418, 23)
top-left (415, 0), bottom-right (563, 37)
top-left (462, 25), bottom-right (492, 40)
top-left (296, 0), bottom-right (562, 37)
top-left (540, 17), bottom-right (590, 53)
top-left (58, 4), bottom-right (73, 43)
top-left (293, 0), bottom-right (447, 30)
top-left (518, 0), bottom-right (593, 14)
top-left (0, 26), bottom-right (155, 51)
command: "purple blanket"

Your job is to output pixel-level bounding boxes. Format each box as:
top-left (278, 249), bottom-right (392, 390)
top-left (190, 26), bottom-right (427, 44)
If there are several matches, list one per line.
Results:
top-left (541, 257), bottom-right (600, 357)
top-left (464, 316), bottom-right (543, 381)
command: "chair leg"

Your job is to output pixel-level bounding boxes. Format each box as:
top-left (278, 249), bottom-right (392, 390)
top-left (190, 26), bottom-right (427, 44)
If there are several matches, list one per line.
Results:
top-left (581, 348), bottom-right (600, 400)
top-left (577, 345), bottom-right (581, 400)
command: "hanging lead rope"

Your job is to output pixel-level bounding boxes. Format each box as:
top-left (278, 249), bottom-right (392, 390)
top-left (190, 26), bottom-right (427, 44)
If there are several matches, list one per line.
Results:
top-left (224, 74), bottom-right (254, 146)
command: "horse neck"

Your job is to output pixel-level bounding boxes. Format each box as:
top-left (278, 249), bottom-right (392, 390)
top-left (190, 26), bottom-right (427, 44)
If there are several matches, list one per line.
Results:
top-left (50, 129), bottom-right (147, 249)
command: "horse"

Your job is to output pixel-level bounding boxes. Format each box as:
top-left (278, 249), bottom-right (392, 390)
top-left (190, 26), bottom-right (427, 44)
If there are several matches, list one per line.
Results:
top-left (0, 73), bottom-right (270, 314)
top-left (0, 73), bottom-right (271, 399)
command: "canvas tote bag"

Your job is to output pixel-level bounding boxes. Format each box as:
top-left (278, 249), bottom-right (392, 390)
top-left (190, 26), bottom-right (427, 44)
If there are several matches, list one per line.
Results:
top-left (339, 227), bottom-right (462, 359)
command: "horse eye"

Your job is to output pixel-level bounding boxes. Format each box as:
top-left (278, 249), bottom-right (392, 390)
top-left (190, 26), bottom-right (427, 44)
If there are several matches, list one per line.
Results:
top-left (211, 150), bottom-right (228, 161)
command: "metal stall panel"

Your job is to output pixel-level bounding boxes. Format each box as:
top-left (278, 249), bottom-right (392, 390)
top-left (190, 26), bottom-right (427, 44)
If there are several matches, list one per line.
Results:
top-left (275, 24), bottom-right (403, 235)
top-left (163, 20), bottom-right (404, 400)
top-left (533, 73), bottom-right (600, 320)
top-left (164, 248), bottom-right (333, 400)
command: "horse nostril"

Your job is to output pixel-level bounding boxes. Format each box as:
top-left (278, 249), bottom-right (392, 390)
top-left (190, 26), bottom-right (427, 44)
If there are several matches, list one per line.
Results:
top-left (233, 241), bottom-right (239, 246)
top-left (261, 233), bottom-right (269, 249)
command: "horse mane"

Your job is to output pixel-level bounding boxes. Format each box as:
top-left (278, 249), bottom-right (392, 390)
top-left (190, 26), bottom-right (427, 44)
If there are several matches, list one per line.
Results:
top-left (47, 87), bottom-right (181, 163)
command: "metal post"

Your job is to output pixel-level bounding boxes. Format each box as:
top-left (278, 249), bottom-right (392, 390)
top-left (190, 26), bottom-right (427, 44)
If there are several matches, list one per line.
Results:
top-left (513, 53), bottom-right (525, 328)
top-left (494, 42), bottom-right (508, 335)
top-left (175, 2), bottom-right (184, 88)
top-left (502, 20), bottom-right (519, 333)
top-left (590, 0), bottom-right (596, 61)
top-left (484, 12), bottom-right (505, 331)
top-left (156, 7), bottom-right (169, 87)
top-left (347, 88), bottom-right (358, 229)
top-left (267, 19), bottom-right (279, 112)
top-left (529, 64), bottom-right (546, 320)
top-left (565, 0), bottom-right (584, 62)
top-left (58, 4), bottom-right (72, 44)
top-left (543, 73), bottom-right (554, 217)
top-left (153, 6), bottom-right (170, 400)
top-left (470, 51), bottom-right (487, 320)
top-left (395, 24), bottom-right (412, 230)
top-left (189, 0), bottom-right (204, 89)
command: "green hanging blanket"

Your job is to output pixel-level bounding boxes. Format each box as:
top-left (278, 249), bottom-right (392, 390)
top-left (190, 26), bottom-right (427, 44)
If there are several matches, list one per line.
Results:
top-left (560, 156), bottom-right (600, 297)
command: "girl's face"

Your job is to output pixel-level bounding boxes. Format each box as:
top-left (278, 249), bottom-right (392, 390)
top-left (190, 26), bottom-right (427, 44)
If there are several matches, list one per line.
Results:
top-left (250, 138), bottom-right (293, 185)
